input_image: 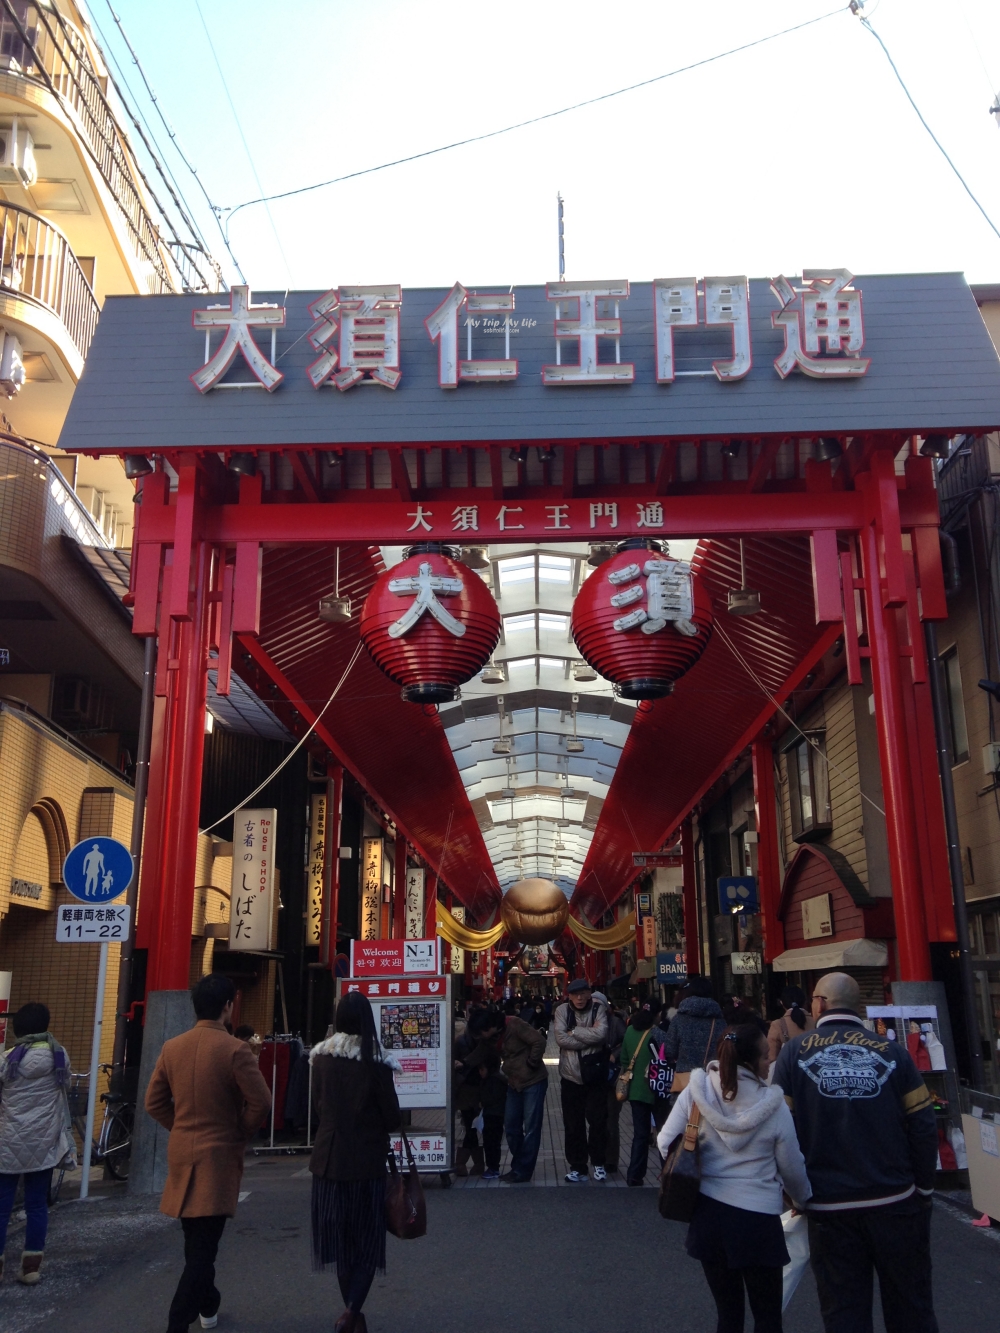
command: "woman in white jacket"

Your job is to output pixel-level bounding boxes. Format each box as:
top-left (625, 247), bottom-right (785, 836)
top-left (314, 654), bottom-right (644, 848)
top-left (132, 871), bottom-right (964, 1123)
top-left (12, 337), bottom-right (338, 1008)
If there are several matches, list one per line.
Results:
top-left (657, 1023), bottom-right (811, 1333)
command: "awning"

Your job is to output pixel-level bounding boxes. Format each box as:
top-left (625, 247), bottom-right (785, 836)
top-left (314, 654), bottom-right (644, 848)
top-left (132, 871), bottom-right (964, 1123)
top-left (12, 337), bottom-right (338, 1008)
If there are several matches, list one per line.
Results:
top-left (771, 938), bottom-right (888, 973)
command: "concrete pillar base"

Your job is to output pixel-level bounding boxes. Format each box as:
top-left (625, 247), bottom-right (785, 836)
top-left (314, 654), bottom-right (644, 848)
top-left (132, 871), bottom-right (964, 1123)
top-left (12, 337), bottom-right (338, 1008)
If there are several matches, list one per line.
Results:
top-left (128, 989), bottom-right (194, 1196)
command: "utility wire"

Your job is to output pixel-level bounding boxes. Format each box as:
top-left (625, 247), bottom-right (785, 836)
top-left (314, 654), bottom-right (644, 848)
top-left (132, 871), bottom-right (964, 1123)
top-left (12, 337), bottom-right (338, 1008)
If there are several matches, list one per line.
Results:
top-left (859, 13), bottom-right (1000, 244)
top-left (200, 641), bottom-right (363, 835)
top-left (223, 5), bottom-right (847, 237)
top-left (101, 0), bottom-right (246, 282)
top-left (192, 0), bottom-right (293, 285)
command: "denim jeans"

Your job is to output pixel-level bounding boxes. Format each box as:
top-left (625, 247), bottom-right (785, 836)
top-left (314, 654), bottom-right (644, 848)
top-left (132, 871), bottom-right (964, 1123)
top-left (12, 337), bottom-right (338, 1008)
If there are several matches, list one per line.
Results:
top-left (503, 1079), bottom-right (547, 1179)
top-left (0, 1169), bottom-right (52, 1252)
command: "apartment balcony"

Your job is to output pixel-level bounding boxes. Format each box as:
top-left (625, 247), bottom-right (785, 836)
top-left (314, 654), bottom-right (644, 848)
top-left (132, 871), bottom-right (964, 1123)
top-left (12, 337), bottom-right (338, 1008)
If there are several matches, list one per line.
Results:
top-left (0, 0), bottom-right (221, 296)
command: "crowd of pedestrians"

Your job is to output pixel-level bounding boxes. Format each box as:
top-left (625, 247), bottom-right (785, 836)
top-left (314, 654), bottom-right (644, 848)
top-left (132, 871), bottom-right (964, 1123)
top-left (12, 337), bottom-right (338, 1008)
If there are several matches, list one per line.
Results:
top-left (0, 969), bottom-right (942, 1333)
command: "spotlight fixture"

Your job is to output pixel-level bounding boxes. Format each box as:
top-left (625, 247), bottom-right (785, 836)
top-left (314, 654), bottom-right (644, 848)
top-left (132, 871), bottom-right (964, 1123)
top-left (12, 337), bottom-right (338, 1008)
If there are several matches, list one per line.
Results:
top-left (721, 439), bottom-right (742, 460)
top-left (228, 452), bottom-right (257, 476)
top-left (509, 446), bottom-right (528, 464)
top-left (727, 538), bottom-right (762, 616)
top-left (538, 445), bottom-right (555, 463)
top-left (460, 545), bottom-right (490, 570)
top-left (816, 437), bottom-right (843, 461)
top-left (572, 659), bottom-right (597, 682)
top-left (318, 548), bottom-right (351, 624)
top-left (566, 692), bottom-right (585, 752)
top-left (919, 434), bottom-right (950, 459)
top-left (124, 454), bottom-right (153, 479)
top-left (481, 661), bottom-right (505, 684)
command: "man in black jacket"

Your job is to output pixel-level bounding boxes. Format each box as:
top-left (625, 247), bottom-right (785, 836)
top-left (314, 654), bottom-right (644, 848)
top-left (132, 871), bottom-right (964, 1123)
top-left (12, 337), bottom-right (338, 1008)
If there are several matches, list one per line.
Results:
top-left (773, 972), bottom-right (939, 1333)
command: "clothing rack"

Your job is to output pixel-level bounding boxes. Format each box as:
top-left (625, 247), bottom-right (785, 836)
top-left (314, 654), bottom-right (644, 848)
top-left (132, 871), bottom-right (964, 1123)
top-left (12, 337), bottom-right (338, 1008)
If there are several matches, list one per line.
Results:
top-left (253, 1033), bottom-right (314, 1155)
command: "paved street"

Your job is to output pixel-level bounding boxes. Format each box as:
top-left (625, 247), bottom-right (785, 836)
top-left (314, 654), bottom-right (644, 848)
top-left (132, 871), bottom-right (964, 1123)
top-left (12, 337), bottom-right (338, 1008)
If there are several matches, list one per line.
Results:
top-left (1, 1160), bottom-right (997, 1333)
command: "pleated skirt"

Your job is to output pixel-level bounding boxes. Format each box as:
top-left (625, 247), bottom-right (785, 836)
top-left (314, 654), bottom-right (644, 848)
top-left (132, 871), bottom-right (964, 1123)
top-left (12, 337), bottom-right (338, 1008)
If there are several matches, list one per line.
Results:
top-left (311, 1176), bottom-right (387, 1274)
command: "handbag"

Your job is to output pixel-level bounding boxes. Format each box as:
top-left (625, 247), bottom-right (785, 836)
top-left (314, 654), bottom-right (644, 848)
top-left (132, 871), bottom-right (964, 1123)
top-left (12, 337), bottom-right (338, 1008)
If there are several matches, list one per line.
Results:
top-left (615, 1029), bottom-right (647, 1102)
top-left (671, 1021), bottom-right (720, 1095)
top-left (657, 1102), bottom-right (702, 1222)
top-left (571, 1003), bottom-right (610, 1088)
top-left (647, 1039), bottom-right (675, 1098)
top-left (385, 1130), bottom-right (427, 1240)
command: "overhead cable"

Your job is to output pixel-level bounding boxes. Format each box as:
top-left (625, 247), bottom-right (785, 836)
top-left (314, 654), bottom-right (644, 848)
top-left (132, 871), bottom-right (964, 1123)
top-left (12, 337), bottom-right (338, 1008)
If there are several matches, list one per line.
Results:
top-left (223, 5), bottom-right (847, 238)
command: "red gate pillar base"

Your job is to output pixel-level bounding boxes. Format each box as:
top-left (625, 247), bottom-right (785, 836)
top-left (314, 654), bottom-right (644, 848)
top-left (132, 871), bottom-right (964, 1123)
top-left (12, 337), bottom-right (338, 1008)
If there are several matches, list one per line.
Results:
top-left (752, 740), bottom-right (785, 963)
top-left (128, 989), bottom-right (194, 1197)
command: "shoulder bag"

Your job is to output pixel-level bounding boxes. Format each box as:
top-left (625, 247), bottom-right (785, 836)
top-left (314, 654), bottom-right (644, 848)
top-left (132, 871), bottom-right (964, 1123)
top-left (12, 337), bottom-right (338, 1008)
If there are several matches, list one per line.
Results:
top-left (647, 1038), bottom-right (675, 1098)
top-left (658, 1102), bottom-right (702, 1222)
top-left (671, 1021), bottom-right (719, 1095)
top-left (385, 1129), bottom-right (427, 1240)
top-left (615, 1029), bottom-right (646, 1102)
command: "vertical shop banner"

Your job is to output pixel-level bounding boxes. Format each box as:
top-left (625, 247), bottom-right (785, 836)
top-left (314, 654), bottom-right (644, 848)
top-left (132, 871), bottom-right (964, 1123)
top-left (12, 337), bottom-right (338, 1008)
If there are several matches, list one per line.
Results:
top-left (405, 867), bottom-right (425, 939)
top-left (361, 837), bottom-right (383, 940)
top-left (450, 905), bottom-right (465, 973)
top-left (0, 971), bottom-right (10, 1047)
top-left (229, 808), bottom-right (277, 952)
top-left (306, 794), bottom-right (326, 947)
top-left (643, 915), bottom-right (656, 958)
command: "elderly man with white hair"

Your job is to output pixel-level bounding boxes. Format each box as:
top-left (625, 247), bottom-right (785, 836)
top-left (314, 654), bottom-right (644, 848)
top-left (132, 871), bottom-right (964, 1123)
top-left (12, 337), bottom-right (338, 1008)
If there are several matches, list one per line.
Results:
top-left (772, 971), bottom-right (939, 1333)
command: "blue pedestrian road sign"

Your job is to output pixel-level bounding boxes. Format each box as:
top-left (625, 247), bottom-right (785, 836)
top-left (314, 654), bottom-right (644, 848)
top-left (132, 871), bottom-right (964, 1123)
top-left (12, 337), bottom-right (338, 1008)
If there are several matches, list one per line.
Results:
top-left (62, 837), bottom-right (133, 905)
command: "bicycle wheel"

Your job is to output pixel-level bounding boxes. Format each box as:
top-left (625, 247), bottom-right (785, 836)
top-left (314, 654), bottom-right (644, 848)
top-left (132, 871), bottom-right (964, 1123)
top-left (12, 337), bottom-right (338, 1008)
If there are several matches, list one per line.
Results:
top-left (102, 1104), bottom-right (133, 1181)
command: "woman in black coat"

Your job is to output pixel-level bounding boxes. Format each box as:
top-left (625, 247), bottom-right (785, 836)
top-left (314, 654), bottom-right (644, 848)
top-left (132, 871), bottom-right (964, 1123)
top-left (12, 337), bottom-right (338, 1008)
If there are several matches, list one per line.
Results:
top-left (310, 991), bottom-right (401, 1333)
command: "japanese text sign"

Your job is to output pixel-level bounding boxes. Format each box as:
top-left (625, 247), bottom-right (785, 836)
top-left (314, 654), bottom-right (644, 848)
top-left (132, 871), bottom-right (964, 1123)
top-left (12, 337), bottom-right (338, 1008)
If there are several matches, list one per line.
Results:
top-left (404, 867), bottom-right (425, 940)
top-left (344, 977), bottom-right (445, 997)
top-left (350, 939), bottom-right (440, 975)
top-left (361, 836), bottom-right (383, 941)
top-left (306, 794), bottom-right (326, 948)
top-left (56, 903), bottom-right (130, 942)
top-left (229, 807), bottom-right (277, 952)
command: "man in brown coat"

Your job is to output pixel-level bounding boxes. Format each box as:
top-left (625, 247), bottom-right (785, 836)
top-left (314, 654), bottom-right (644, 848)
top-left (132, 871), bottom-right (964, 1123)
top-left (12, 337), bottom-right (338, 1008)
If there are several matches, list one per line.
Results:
top-left (145, 973), bottom-right (271, 1333)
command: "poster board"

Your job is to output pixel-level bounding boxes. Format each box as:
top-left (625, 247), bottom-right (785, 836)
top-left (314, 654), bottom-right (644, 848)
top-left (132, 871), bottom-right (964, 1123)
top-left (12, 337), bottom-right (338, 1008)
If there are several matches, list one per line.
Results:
top-left (337, 974), bottom-right (452, 1172)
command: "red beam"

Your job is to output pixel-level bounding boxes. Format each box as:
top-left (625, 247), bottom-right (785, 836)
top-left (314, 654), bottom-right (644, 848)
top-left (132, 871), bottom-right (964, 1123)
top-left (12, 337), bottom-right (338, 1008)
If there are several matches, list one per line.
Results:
top-left (287, 451), bottom-right (320, 503)
top-left (747, 439), bottom-right (782, 493)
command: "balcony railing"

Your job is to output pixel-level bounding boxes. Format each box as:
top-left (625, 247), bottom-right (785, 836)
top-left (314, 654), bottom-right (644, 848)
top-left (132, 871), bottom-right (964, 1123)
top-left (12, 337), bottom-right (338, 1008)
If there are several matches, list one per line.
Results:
top-left (0, 201), bottom-right (98, 359)
top-left (0, 1), bottom-right (221, 295)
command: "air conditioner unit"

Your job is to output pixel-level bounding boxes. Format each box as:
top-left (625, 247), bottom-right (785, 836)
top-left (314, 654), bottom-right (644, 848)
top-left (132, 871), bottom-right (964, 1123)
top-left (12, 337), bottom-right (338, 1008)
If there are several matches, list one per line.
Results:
top-left (0, 330), bottom-right (25, 397)
top-left (0, 119), bottom-right (36, 188)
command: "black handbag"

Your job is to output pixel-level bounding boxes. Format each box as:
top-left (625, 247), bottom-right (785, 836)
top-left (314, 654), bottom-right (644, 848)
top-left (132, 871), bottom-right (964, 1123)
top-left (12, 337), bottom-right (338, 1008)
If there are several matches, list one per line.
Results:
top-left (385, 1130), bottom-right (427, 1240)
top-left (658, 1103), bottom-right (702, 1223)
top-left (571, 1002), bottom-right (610, 1087)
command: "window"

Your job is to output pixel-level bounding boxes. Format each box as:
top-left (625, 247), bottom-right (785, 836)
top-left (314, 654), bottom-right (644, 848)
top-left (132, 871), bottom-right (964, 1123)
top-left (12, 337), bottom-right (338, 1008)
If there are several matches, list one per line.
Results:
top-left (503, 613), bottom-right (535, 636)
top-left (498, 556), bottom-right (535, 586)
top-left (539, 555), bottom-right (572, 583)
top-left (941, 646), bottom-right (969, 765)
top-left (787, 732), bottom-right (832, 841)
top-left (538, 612), bottom-right (569, 633)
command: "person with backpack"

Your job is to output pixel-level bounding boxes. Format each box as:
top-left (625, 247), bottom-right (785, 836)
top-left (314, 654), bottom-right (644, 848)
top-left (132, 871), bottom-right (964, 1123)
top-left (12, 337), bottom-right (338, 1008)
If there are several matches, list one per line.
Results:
top-left (553, 979), bottom-right (609, 1182)
top-left (661, 977), bottom-right (725, 1095)
top-left (0, 1003), bottom-right (75, 1285)
top-left (618, 1001), bottom-right (661, 1186)
top-left (766, 985), bottom-right (813, 1066)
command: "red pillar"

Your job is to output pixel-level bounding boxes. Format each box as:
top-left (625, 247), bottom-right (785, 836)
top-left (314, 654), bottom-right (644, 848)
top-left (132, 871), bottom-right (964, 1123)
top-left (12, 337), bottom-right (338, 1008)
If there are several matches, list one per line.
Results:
top-left (322, 766), bottom-right (343, 969)
top-left (681, 818), bottom-right (700, 976)
top-left (393, 832), bottom-right (408, 938)
top-left (859, 473), bottom-right (932, 980)
top-left (752, 740), bottom-right (785, 963)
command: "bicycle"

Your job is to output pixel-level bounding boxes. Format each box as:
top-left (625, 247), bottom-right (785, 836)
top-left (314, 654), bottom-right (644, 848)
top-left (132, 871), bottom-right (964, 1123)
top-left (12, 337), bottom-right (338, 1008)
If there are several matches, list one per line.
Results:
top-left (48, 1064), bottom-right (135, 1204)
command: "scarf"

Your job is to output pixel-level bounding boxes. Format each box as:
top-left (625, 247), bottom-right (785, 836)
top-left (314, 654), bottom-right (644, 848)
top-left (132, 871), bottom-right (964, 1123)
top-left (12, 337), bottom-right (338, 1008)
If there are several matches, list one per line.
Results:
top-left (5, 1031), bottom-right (70, 1084)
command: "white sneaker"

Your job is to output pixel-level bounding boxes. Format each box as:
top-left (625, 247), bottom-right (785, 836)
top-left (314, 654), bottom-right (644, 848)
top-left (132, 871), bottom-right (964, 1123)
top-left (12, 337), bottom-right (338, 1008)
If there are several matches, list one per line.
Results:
top-left (199, 1317), bottom-right (218, 1329)
top-left (592, 1166), bottom-right (607, 1181)
top-left (564, 1169), bottom-right (587, 1183)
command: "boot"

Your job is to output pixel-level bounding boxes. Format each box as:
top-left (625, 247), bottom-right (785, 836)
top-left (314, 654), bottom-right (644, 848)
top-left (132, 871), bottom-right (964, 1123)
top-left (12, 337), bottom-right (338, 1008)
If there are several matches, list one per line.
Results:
top-left (454, 1146), bottom-right (471, 1177)
top-left (354, 1316), bottom-right (368, 1333)
top-left (18, 1251), bottom-right (43, 1285)
top-left (469, 1146), bottom-right (485, 1176)
top-left (334, 1313), bottom-right (356, 1333)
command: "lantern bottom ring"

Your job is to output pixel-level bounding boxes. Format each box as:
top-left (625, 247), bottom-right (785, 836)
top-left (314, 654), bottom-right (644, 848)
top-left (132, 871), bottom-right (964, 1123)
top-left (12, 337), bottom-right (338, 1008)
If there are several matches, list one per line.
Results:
top-left (400, 682), bottom-right (462, 704)
top-left (615, 677), bottom-right (676, 700)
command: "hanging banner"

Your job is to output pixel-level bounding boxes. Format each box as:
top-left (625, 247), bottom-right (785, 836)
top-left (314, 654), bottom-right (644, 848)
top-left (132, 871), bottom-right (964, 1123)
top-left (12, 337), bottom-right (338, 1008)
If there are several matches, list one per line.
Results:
top-left (306, 793), bottom-right (326, 948)
top-left (642, 916), bottom-right (657, 958)
top-left (405, 867), bottom-right (425, 939)
top-left (450, 905), bottom-right (465, 973)
top-left (229, 808), bottom-right (277, 952)
top-left (0, 971), bottom-right (10, 1047)
top-left (361, 836), bottom-right (383, 940)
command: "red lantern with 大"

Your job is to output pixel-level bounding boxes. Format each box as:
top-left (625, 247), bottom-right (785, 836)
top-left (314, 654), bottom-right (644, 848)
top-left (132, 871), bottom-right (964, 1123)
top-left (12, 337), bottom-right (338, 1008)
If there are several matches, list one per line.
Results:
top-left (360, 544), bottom-right (501, 703)
top-left (570, 540), bottom-right (713, 699)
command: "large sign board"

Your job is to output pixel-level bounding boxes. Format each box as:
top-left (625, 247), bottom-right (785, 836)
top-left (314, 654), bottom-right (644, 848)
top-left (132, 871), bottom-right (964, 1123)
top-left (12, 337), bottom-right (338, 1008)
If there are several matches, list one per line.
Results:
top-left (339, 975), bottom-right (452, 1114)
top-left (229, 808), bottom-right (277, 952)
top-left (350, 938), bottom-right (440, 975)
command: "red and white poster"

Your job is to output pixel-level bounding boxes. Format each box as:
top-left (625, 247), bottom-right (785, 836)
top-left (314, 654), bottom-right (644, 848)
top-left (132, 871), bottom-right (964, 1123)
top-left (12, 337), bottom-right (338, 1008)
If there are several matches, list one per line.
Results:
top-left (350, 938), bottom-right (440, 975)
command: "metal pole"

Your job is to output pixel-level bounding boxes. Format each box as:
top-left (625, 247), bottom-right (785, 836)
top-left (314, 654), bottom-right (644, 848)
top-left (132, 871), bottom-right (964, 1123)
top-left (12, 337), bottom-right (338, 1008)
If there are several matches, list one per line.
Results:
top-left (557, 193), bottom-right (565, 281)
top-left (924, 620), bottom-right (986, 1087)
top-left (80, 940), bottom-right (109, 1201)
top-left (110, 634), bottom-right (156, 1098)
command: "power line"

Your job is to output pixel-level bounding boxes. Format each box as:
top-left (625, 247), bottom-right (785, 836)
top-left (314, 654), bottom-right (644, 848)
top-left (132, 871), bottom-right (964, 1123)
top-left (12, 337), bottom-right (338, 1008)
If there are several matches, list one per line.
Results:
top-left (100, 0), bottom-right (246, 282)
top-left (192, 0), bottom-right (293, 286)
top-left (223, 5), bottom-right (847, 238)
top-left (858, 12), bottom-right (1000, 245)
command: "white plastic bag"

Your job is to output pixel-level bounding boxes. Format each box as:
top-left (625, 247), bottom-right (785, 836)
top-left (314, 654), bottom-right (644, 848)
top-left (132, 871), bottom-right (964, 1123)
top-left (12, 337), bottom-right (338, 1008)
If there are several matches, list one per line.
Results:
top-left (472, 1111), bottom-right (484, 1132)
top-left (781, 1210), bottom-right (810, 1312)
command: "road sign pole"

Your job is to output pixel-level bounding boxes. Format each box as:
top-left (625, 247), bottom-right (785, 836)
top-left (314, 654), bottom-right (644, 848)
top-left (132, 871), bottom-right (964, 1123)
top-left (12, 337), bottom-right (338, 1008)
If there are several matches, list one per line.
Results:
top-left (79, 940), bottom-right (109, 1202)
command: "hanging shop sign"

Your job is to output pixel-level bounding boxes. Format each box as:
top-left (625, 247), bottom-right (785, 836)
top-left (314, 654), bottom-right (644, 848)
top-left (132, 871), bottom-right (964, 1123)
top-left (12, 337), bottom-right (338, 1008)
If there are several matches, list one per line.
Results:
top-left (361, 836), bottom-right (383, 941)
top-left (0, 970), bottom-right (9, 1045)
top-left (450, 905), bottom-right (465, 974)
top-left (190, 271), bottom-right (869, 395)
top-left (306, 793), bottom-right (326, 948)
top-left (229, 808), bottom-right (277, 952)
top-left (405, 867), bottom-right (426, 939)
top-left (350, 938), bottom-right (441, 975)
top-left (633, 853), bottom-right (683, 869)
top-left (571, 543), bottom-right (713, 698)
top-left (731, 951), bottom-right (763, 975)
top-left (641, 916), bottom-right (657, 959)
top-left (656, 951), bottom-right (688, 982)
top-left (360, 545), bottom-right (501, 703)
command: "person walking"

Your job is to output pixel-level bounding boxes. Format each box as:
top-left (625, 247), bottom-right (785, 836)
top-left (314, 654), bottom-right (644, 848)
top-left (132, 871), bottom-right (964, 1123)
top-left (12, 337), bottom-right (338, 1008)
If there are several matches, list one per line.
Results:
top-left (0, 1003), bottom-right (75, 1285)
top-left (662, 977), bottom-right (725, 1093)
top-left (453, 1010), bottom-right (503, 1176)
top-left (772, 972), bottom-right (939, 1333)
top-left (309, 990), bottom-right (401, 1333)
top-left (658, 1024), bottom-right (812, 1333)
top-left (145, 974), bottom-right (271, 1333)
top-left (619, 1002), bottom-right (660, 1186)
top-left (500, 1006), bottom-right (547, 1182)
top-left (604, 997), bottom-right (628, 1175)
top-left (766, 986), bottom-right (813, 1066)
top-left (553, 978), bottom-right (609, 1183)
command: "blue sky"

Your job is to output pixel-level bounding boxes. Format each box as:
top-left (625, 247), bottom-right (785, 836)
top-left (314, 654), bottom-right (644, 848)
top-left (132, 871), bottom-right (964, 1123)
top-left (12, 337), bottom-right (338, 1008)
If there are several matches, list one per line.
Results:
top-left (89, 0), bottom-right (1000, 291)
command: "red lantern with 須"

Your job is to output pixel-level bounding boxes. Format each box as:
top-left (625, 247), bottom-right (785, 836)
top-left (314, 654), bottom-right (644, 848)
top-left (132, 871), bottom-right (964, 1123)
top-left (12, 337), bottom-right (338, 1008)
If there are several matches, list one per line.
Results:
top-left (570, 540), bottom-right (712, 699)
top-left (360, 544), bottom-right (501, 703)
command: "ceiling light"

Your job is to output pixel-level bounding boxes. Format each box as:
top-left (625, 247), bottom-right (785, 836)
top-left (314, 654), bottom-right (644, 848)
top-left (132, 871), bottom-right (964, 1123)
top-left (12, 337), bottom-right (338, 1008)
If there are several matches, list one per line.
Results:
top-left (919, 434), bottom-right (950, 459)
top-left (816, 437), bottom-right (843, 461)
top-left (562, 789), bottom-right (585, 800)
top-left (500, 786), bottom-right (516, 799)
top-left (492, 738), bottom-right (512, 754)
top-left (228, 452), bottom-right (257, 476)
top-left (509, 446), bottom-right (527, 464)
top-left (721, 439), bottom-right (742, 460)
top-left (124, 454), bottom-right (153, 479)
top-left (566, 738), bottom-right (585, 753)
top-left (538, 445), bottom-right (555, 463)
top-left (318, 594), bottom-right (352, 624)
top-left (506, 820), bottom-right (519, 829)
top-left (481, 662), bottom-right (505, 684)
top-left (727, 537), bottom-right (762, 617)
top-left (557, 819), bottom-right (571, 828)
top-left (572, 660), bottom-right (597, 682)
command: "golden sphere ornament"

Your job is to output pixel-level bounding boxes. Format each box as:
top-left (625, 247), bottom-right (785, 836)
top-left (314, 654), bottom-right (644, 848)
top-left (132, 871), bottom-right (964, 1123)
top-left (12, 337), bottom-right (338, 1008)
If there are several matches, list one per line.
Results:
top-left (500, 878), bottom-right (570, 946)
